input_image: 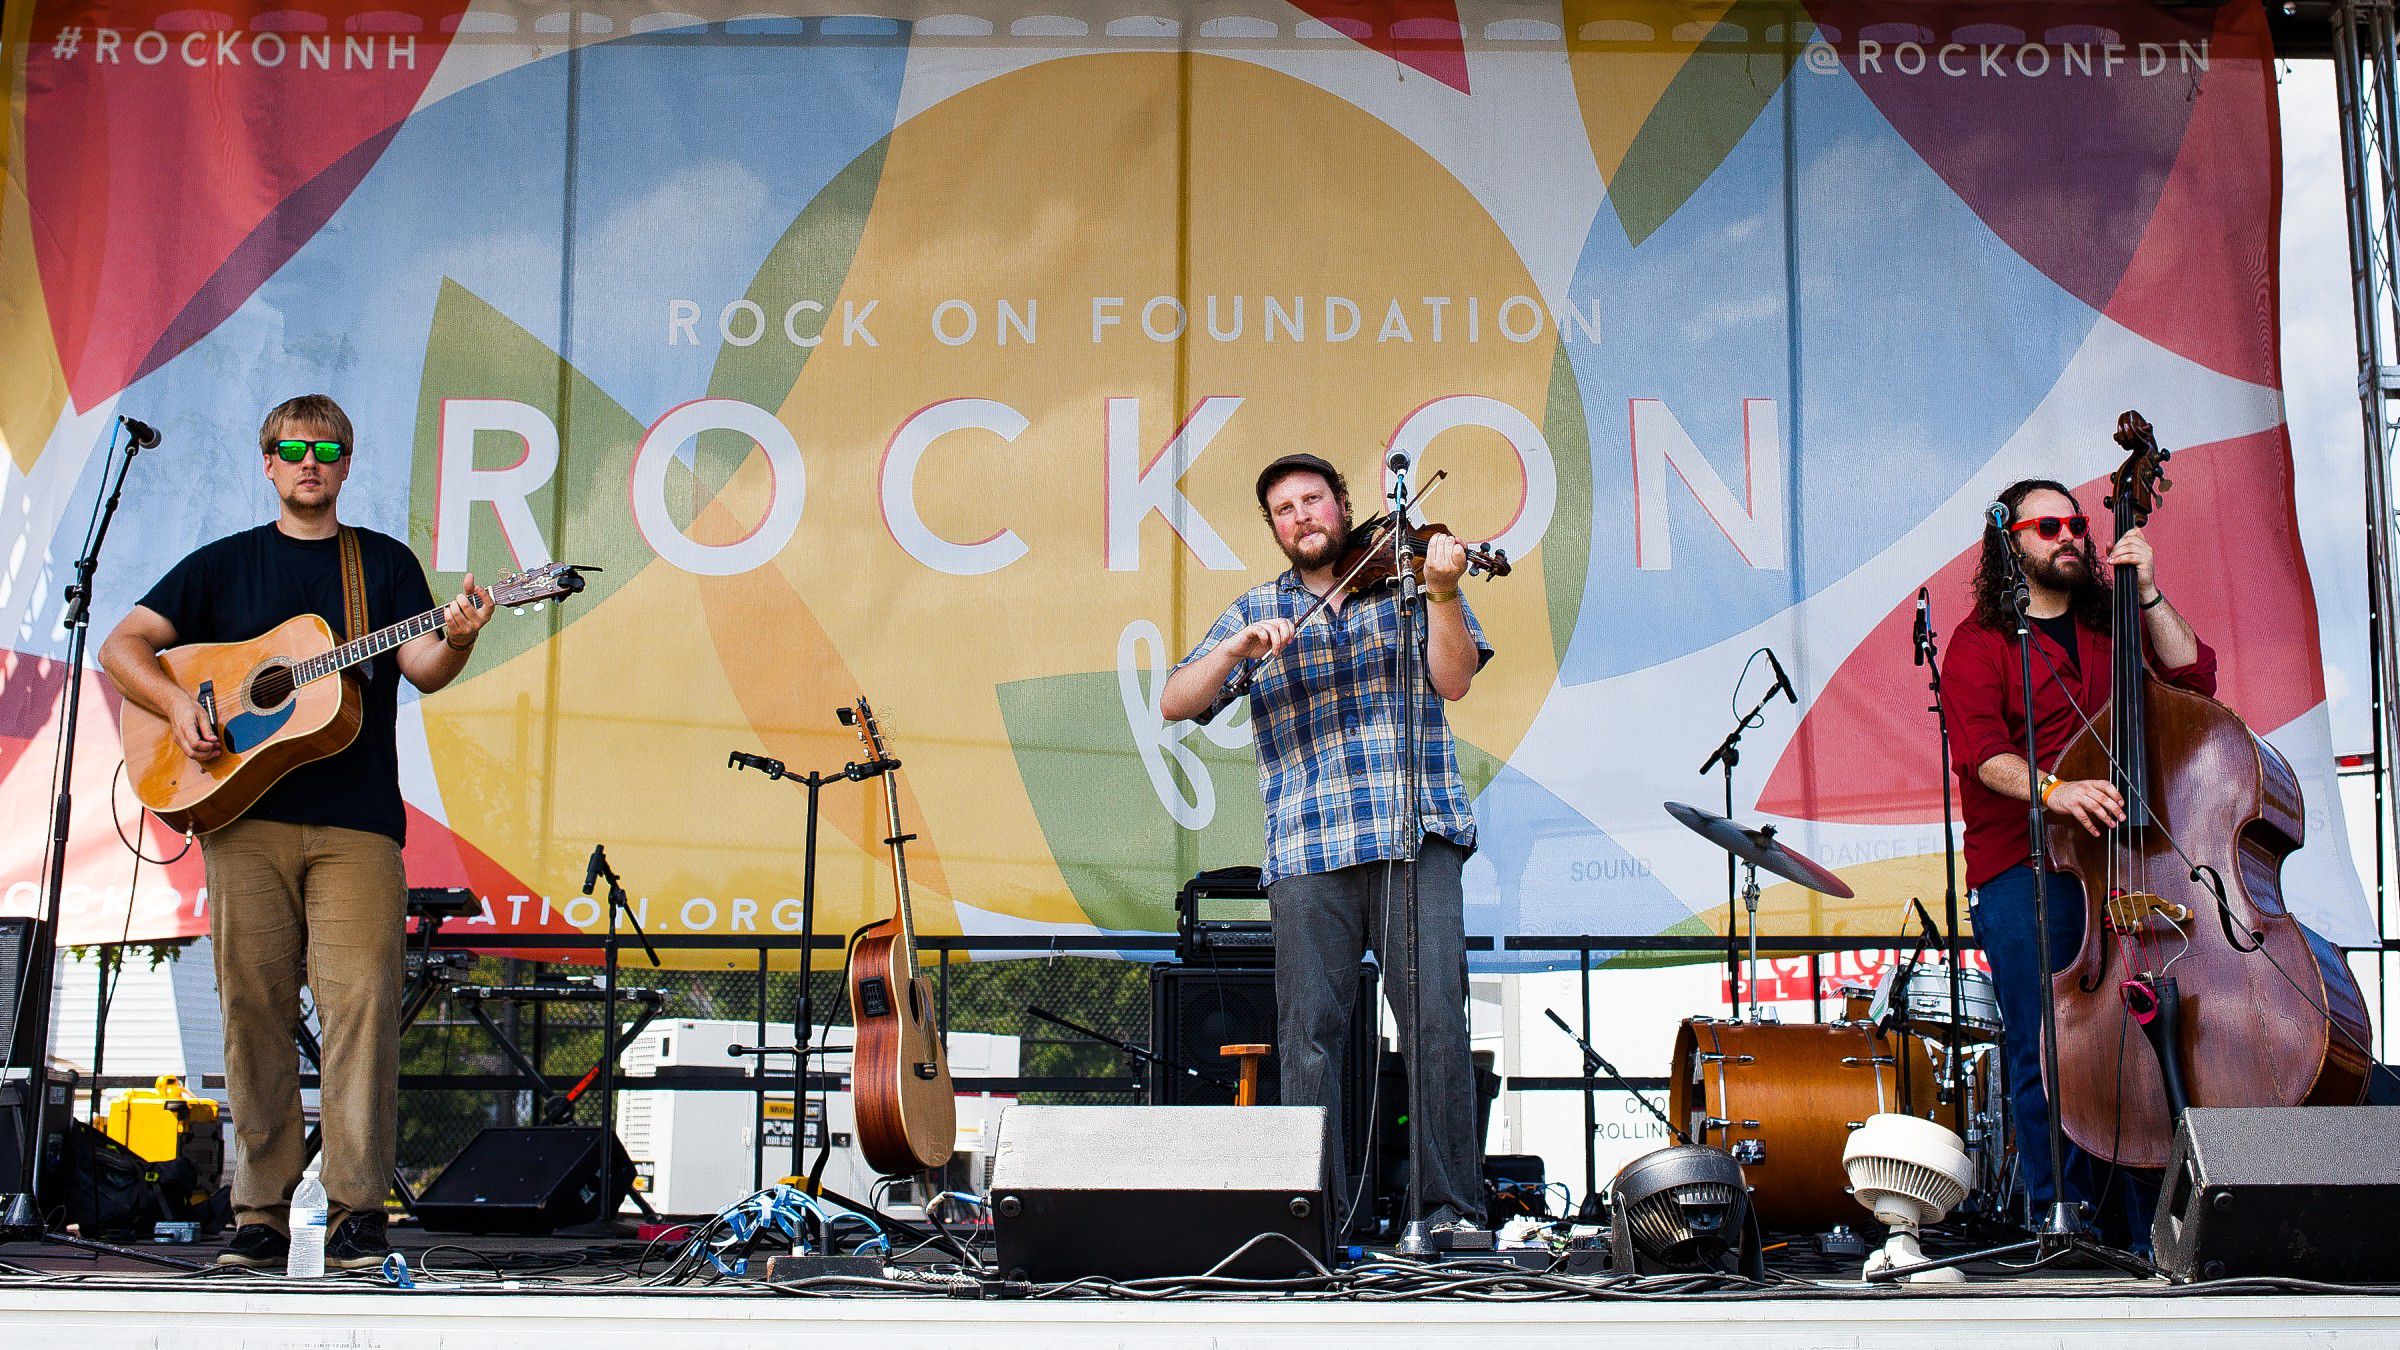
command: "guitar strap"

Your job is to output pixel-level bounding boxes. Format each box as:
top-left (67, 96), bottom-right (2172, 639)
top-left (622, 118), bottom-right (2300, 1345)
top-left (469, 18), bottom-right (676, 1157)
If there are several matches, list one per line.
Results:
top-left (337, 526), bottom-right (368, 646)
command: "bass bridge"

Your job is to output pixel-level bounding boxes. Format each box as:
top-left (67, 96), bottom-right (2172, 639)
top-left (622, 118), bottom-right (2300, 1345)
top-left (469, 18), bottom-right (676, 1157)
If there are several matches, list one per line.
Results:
top-left (2105, 890), bottom-right (2192, 935)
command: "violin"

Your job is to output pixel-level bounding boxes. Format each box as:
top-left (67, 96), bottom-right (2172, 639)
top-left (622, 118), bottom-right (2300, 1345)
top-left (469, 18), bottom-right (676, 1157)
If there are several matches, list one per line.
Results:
top-left (1333, 511), bottom-right (1514, 593)
top-left (1192, 473), bottom-right (1516, 724)
top-left (2043, 411), bottom-right (2372, 1168)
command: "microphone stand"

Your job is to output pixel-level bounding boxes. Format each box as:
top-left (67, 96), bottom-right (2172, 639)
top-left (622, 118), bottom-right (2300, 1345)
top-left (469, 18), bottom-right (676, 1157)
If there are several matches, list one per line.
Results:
top-left (1868, 537), bottom-right (2151, 1282)
top-left (1915, 592), bottom-right (1970, 1133)
top-left (1542, 1006), bottom-right (1687, 1167)
top-left (1382, 456), bottom-right (1444, 1256)
top-left (1699, 677), bottom-right (1786, 1020)
top-left (725, 741), bottom-right (941, 1259)
top-left (571, 844), bottom-right (654, 1235)
top-left (0, 421), bottom-right (198, 1269)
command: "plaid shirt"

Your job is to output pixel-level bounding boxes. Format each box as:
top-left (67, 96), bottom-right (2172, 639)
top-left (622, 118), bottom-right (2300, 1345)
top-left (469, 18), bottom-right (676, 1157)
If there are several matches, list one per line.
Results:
top-left (1175, 571), bottom-right (1492, 887)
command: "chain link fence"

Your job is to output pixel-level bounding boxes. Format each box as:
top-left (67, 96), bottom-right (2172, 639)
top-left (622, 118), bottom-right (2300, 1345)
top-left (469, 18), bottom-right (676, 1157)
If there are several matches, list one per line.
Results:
top-left (393, 952), bottom-right (1153, 1192)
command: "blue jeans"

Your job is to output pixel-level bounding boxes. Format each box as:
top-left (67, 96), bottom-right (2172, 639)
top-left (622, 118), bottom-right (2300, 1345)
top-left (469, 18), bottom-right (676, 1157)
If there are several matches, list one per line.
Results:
top-left (1972, 864), bottom-right (2156, 1246)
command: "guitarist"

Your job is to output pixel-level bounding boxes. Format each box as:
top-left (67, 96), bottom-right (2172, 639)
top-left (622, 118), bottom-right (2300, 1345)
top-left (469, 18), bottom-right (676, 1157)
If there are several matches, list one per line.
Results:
top-left (98, 395), bottom-right (493, 1270)
top-left (1160, 452), bottom-right (1492, 1235)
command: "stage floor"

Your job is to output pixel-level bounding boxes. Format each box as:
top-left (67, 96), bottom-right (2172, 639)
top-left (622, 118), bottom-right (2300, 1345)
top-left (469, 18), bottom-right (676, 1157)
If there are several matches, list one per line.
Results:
top-left (4, 1225), bottom-right (2399, 1347)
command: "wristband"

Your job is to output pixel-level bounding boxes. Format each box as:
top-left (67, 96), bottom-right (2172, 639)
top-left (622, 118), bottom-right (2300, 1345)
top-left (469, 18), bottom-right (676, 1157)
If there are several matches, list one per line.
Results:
top-left (2038, 773), bottom-right (2059, 806)
top-left (1427, 588), bottom-right (1462, 605)
top-left (2140, 590), bottom-right (2167, 610)
top-left (445, 632), bottom-right (477, 652)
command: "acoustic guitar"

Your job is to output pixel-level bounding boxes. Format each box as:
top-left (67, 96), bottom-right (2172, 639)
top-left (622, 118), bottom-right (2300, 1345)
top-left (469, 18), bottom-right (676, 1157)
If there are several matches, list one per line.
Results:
top-left (841, 696), bottom-right (957, 1175)
top-left (121, 561), bottom-right (589, 835)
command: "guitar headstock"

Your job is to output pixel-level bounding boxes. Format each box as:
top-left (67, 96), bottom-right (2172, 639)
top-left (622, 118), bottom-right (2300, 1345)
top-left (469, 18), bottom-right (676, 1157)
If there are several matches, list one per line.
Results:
top-left (839, 695), bottom-right (889, 762)
top-left (2105, 410), bottom-right (2172, 528)
top-left (491, 562), bottom-right (599, 612)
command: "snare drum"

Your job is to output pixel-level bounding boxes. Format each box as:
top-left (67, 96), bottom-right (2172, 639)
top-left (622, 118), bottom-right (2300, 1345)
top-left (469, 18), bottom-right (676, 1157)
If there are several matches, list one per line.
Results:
top-left (1897, 965), bottom-right (2003, 1041)
top-left (1667, 1017), bottom-right (1939, 1232)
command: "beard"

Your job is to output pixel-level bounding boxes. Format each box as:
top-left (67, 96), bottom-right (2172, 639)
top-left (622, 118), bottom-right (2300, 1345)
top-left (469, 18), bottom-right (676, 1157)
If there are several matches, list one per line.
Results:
top-left (2026, 539), bottom-right (2099, 594)
top-left (1279, 517), bottom-right (1348, 570)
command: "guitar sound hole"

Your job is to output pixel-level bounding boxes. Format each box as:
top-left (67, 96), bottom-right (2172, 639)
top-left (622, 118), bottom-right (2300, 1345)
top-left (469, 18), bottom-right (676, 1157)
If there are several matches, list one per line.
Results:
top-left (248, 663), bottom-right (296, 710)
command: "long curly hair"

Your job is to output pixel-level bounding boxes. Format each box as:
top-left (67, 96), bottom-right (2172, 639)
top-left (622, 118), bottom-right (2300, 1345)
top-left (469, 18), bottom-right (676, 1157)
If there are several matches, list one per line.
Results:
top-left (1970, 478), bottom-right (2112, 635)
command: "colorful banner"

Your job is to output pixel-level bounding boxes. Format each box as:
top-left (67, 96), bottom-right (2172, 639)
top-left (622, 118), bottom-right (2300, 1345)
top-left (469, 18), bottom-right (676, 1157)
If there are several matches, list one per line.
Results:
top-left (1, 0), bottom-right (2370, 960)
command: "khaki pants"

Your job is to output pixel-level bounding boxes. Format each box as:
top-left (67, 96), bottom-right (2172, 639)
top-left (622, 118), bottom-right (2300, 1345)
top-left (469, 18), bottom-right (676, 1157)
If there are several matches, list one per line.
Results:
top-left (201, 819), bottom-right (406, 1231)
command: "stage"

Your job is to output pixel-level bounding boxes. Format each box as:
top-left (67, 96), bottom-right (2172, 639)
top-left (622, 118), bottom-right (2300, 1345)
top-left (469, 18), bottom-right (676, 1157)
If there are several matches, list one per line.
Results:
top-left (4, 1226), bottom-right (2400, 1348)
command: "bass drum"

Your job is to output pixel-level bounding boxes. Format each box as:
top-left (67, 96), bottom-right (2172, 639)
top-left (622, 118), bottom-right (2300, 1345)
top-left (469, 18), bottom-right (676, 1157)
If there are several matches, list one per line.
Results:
top-left (1667, 1018), bottom-right (1939, 1232)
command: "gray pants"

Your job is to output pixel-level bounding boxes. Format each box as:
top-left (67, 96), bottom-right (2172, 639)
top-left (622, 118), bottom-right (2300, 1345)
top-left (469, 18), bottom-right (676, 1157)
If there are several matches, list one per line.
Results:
top-left (1269, 836), bottom-right (1482, 1226)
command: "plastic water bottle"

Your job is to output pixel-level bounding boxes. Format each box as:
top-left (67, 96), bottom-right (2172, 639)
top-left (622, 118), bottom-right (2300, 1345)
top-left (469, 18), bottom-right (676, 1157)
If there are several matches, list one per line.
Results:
top-left (286, 1171), bottom-right (327, 1279)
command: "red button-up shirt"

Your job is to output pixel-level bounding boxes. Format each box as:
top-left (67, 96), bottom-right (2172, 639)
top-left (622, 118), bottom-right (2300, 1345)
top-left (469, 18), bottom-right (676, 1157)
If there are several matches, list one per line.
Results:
top-left (1941, 610), bottom-right (2217, 889)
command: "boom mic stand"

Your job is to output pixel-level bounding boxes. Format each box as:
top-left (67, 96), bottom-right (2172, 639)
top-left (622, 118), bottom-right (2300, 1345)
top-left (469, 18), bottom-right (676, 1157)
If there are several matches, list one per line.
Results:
top-left (0, 417), bottom-right (198, 1270)
top-left (723, 741), bottom-right (956, 1263)
top-left (568, 844), bottom-right (655, 1236)
top-left (1699, 665), bottom-right (1790, 1020)
top-left (1867, 534), bottom-right (2151, 1282)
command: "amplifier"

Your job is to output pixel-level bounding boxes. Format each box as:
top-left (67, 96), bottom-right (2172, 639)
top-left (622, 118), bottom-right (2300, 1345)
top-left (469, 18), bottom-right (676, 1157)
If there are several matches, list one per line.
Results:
top-left (1173, 866), bottom-right (1274, 965)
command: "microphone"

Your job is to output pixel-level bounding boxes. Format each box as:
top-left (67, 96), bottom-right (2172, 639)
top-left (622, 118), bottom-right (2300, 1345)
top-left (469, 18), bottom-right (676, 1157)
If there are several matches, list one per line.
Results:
top-left (119, 416), bottom-right (161, 450)
top-left (1764, 648), bottom-right (1798, 705)
top-left (727, 750), bottom-right (785, 778)
top-left (1913, 589), bottom-right (1932, 667)
top-left (582, 844), bottom-right (607, 897)
top-left (1386, 450), bottom-right (1410, 473)
top-left (1986, 501), bottom-right (2011, 532)
top-left (1910, 897), bottom-right (1945, 948)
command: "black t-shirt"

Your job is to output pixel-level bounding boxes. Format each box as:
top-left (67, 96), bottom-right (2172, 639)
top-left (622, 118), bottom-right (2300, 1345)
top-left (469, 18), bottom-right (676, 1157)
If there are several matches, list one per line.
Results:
top-left (137, 523), bottom-right (438, 844)
top-left (2031, 610), bottom-right (2081, 673)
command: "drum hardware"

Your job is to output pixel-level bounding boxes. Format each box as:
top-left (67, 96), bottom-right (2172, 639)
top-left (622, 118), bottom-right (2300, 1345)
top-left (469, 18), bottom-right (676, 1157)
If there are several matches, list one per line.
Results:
top-left (1731, 1140), bottom-right (1765, 1164)
top-left (1664, 801), bottom-right (1855, 1024)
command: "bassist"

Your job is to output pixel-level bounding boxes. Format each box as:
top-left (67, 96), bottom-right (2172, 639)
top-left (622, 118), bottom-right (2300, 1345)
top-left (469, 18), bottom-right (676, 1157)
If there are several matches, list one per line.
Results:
top-left (98, 394), bottom-right (492, 1270)
top-left (1940, 477), bottom-right (2211, 1244)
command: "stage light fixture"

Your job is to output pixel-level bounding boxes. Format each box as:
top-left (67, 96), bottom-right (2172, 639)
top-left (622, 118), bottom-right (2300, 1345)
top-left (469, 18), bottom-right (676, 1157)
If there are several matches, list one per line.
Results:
top-left (1842, 1113), bottom-right (1975, 1283)
top-left (1607, 1144), bottom-right (1765, 1278)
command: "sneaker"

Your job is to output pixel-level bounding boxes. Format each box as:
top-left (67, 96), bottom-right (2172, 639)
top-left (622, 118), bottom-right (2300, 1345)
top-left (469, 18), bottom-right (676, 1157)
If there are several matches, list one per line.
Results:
top-left (214, 1224), bottom-right (289, 1268)
top-left (324, 1212), bottom-right (392, 1271)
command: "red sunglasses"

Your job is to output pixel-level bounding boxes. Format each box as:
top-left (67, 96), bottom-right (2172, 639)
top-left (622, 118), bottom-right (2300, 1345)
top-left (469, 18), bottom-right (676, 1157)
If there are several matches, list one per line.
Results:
top-left (2008, 514), bottom-right (2088, 541)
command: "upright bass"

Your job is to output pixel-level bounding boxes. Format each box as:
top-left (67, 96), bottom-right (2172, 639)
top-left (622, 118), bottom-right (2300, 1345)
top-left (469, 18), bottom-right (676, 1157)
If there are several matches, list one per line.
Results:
top-left (841, 697), bottom-right (957, 1175)
top-left (2044, 413), bottom-right (2372, 1169)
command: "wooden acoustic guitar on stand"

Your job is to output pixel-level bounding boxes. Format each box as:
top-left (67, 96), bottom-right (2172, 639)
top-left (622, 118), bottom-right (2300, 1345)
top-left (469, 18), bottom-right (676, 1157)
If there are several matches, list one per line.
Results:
top-left (121, 561), bottom-right (590, 835)
top-left (841, 696), bottom-right (957, 1175)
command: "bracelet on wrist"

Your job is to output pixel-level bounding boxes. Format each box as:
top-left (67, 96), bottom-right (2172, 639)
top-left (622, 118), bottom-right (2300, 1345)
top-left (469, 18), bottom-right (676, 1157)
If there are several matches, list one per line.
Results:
top-left (445, 632), bottom-right (477, 651)
top-left (2140, 590), bottom-right (2167, 610)
top-left (2038, 773), bottom-right (2059, 806)
top-left (1427, 588), bottom-right (1462, 605)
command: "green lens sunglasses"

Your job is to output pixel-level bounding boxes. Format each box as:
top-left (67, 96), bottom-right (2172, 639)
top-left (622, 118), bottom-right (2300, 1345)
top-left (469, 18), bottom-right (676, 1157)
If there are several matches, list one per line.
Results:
top-left (273, 439), bottom-right (347, 464)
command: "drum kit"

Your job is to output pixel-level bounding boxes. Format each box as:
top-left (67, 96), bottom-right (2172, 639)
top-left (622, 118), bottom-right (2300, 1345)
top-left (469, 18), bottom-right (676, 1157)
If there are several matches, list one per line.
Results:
top-left (1658, 802), bottom-right (2020, 1233)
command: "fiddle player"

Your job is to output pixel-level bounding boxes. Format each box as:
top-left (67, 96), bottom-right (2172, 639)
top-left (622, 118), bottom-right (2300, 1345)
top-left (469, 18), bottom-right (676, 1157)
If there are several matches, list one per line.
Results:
top-left (1159, 452), bottom-right (1493, 1234)
top-left (1941, 478), bottom-right (2211, 1244)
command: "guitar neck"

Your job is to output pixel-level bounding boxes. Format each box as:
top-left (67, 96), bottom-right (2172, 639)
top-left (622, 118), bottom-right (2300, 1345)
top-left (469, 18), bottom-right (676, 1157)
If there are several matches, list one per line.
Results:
top-left (292, 606), bottom-right (450, 689)
top-left (879, 767), bottom-right (919, 956)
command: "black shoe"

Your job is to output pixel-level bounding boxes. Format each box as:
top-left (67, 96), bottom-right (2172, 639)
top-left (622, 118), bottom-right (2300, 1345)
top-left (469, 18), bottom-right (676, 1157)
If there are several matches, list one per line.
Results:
top-left (214, 1224), bottom-right (289, 1268)
top-left (324, 1212), bottom-right (391, 1271)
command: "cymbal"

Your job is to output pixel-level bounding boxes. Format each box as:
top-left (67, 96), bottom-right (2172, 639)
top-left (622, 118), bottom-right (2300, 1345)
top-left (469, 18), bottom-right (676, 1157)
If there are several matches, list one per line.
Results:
top-left (1663, 801), bottom-right (1855, 899)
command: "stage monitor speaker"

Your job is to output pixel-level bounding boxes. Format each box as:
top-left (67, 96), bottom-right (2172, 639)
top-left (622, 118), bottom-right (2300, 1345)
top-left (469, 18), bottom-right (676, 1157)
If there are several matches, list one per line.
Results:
top-left (990, 1104), bottom-right (1330, 1282)
top-left (2153, 1106), bottom-right (2400, 1284)
top-left (413, 1126), bottom-right (634, 1235)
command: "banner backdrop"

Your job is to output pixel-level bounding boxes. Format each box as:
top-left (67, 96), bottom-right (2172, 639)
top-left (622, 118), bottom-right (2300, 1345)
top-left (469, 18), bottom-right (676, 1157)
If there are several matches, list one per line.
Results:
top-left (1, 0), bottom-right (2371, 960)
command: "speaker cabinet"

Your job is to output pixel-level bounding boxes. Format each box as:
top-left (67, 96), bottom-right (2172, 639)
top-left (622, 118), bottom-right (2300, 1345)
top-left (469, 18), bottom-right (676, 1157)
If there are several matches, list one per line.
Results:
top-left (414, 1127), bottom-right (634, 1234)
top-left (990, 1105), bottom-right (1330, 1281)
top-left (1149, 961), bottom-right (1374, 1122)
top-left (2153, 1106), bottom-right (2400, 1284)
